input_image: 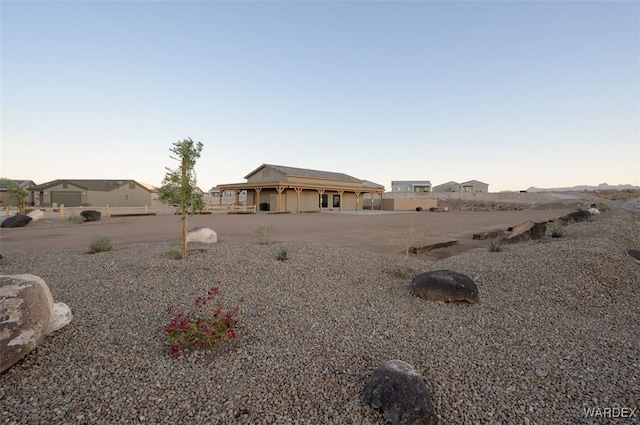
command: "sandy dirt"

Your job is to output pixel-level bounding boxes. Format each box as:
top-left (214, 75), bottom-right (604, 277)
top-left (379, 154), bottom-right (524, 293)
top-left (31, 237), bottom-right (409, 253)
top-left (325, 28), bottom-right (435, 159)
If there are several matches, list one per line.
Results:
top-left (0, 206), bottom-right (577, 259)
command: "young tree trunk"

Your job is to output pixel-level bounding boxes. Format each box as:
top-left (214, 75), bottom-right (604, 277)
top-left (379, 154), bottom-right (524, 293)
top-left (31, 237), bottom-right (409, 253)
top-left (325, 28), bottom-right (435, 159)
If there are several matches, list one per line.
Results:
top-left (181, 210), bottom-right (187, 259)
top-left (181, 164), bottom-right (188, 259)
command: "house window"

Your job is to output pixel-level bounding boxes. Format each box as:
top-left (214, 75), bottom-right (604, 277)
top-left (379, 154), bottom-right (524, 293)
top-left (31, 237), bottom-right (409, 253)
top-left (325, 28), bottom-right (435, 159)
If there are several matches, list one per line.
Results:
top-left (321, 194), bottom-right (328, 208)
top-left (333, 195), bottom-right (340, 208)
top-left (62, 183), bottom-right (68, 189)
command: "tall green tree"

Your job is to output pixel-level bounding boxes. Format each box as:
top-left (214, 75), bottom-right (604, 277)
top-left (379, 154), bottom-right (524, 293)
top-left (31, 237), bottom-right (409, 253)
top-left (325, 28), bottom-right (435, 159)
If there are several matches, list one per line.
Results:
top-left (157, 138), bottom-right (204, 259)
top-left (0, 178), bottom-right (29, 215)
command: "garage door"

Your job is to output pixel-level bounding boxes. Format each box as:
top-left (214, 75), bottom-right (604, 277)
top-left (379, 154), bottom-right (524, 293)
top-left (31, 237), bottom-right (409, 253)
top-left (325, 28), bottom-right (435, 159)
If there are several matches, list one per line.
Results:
top-left (51, 191), bottom-right (82, 207)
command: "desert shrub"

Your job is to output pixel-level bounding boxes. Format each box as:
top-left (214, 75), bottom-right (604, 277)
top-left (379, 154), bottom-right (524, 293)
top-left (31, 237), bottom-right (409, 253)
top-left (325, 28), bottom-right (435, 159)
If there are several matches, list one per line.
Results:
top-left (276, 246), bottom-right (288, 261)
top-left (89, 235), bottom-right (112, 253)
top-left (489, 238), bottom-right (503, 252)
top-left (551, 219), bottom-right (564, 238)
top-left (165, 244), bottom-right (183, 260)
top-left (388, 261), bottom-right (417, 279)
top-left (255, 224), bottom-right (276, 245)
top-left (69, 214), bottom-right (86, 224)
top-left (595, 203), bottom-right (611, 213)
top-left (164, 285), bottom-right (243, 356)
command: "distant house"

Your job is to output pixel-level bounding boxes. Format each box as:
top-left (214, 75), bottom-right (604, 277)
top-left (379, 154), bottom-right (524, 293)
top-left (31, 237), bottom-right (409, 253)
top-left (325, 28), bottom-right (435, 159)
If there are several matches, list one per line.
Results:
top-left (218, 164), bottom-right (385, 212)
top-left (432, 180), bottom-right (489, 193)
top-left (0, 180), bottom-right (37, 207)
top-left (208, 186), bottom-right (246, 205)
top-left (30, 179), bottom-right (153, 207)
top-left (391, 181), bottom-right (432, 193)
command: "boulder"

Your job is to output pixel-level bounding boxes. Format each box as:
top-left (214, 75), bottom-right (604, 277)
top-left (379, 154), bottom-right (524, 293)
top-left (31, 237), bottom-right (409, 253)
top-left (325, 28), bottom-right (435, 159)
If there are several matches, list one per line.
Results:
top-left (187, 227), bottom-right (217, 244)
top-left (503, 220), bottom-right (547, 243)
top-left (80, 210), bottom-right (101, 222)
top-left (588, 207), bottom-right (600, 215)
top-left (26, 209), bottom-right (44, 222)
top-left (0, 274), bottom-right (73, 373)
top-left (628, 249), bottom-right (640, 261)
top-left (1, 215), bottom-right (32, 228)
top-left (364, 360), bottom-right (438, 425)
top-left (411, 269), bottom-right (478, 303)
top-left (560, 210), bottom-right (591, 224)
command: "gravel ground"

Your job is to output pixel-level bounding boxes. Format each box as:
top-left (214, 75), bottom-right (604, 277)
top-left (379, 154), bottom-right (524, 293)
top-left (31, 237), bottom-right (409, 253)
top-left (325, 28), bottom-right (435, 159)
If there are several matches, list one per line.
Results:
top-left (1, 206), bottom-right (639, 424)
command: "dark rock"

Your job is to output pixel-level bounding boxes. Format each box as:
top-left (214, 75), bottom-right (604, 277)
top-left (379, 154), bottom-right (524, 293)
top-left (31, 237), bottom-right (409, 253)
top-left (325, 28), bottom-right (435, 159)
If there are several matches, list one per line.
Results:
top-left (416, 207), bottom-right (423, 212)
top-left (80, 210), bottom-right (101, 222)
top-left (560, 210), bottom-right (591, 224)
top-left (628, 249), bottom-right (640, 261)
top-left (364, 360), bottom-right (438, 425)
top-left (1, 215), bottom-right (32, 228)
top-left (503, 220), bottom-right (547, 243)
top-left (411, 269), bottom-right (478, 303)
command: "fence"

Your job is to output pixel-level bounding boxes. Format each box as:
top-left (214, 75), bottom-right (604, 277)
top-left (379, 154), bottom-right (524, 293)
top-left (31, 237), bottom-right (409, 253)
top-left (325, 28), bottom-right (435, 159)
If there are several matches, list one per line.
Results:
top-left (2, 203), bottom-right (257, 219)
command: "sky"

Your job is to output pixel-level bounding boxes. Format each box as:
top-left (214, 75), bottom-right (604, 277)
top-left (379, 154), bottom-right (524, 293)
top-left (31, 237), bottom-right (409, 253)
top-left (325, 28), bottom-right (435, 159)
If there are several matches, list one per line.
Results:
top-left (1, 0), bottom-right (639, 193)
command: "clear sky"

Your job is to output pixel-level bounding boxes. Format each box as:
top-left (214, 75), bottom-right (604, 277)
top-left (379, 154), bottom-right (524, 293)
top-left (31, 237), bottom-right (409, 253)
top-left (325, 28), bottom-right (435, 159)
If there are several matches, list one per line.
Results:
top-left (1, 0), bottom-right (638, 192)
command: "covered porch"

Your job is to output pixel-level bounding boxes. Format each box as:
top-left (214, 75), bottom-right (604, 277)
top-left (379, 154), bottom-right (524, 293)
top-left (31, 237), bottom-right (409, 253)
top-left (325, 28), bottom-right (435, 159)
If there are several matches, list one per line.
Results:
top-left (217, 182), bottom-right (384, 213)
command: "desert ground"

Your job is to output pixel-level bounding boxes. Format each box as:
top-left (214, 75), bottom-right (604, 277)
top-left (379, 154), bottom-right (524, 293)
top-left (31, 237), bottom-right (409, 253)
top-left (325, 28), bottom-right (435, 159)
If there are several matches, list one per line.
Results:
top-left (1, 191), bottom-right (639, 424)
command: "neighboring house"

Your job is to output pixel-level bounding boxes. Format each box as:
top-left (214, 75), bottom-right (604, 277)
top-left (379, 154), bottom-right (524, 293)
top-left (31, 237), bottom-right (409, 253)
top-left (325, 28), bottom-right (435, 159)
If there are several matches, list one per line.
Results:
top-left (432, 180), bottom-right (489, 193)
top-left (391, 181), bottom-right (432, 193)
top-left (218, 164), bottom-right (385, 212)
top-left (208, 186), bottom-right (247, 205)
top-left (30, 179), bottom-right (153, 207)
top-left (459, 180), bottom-right (489, 193)
top-left (0, 180), bottom-right (37, 207)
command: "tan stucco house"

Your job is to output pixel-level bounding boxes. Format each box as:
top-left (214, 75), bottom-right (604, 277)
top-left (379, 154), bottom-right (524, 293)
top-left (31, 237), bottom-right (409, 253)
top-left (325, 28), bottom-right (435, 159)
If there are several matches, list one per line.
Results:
top-left (218, 164), bottom-right (385, 213)
top-left (0, 180), bottom-right (37, 207)
top-left (432, 180), bottom-right (489, 193)
top-left (30, 179), bottom-right (153, 207)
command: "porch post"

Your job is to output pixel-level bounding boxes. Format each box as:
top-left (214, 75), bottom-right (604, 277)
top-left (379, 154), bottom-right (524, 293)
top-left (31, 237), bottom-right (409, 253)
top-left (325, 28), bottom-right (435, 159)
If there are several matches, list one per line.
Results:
top-left (317, 189), bottom-right (326, 212)
top-left (276, 186), bottom-right (285, 213)
top-left (294, 187), bottom-right (303, 213)
top-left (254, 187), bottom-right (262, 211)
top-left (354, 191), bottom-right (361, 211)
top-left (337, 190), bottom-right (344, 211)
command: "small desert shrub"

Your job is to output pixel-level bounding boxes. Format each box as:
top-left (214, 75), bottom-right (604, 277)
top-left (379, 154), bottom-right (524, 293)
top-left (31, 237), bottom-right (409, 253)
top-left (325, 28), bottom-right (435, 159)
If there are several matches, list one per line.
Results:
top-left (89, 235), bottom-right (112, 253)
top-left (489, 238), bottom-right (503, 252)
top-left (165, 244), bottom-right (183, 260)
top-left (277, 246), bottom-right (288, 261)
top-left (388, 261), bottom-right (417, 279)
top-left (69, 214), bottom-right (86, 224)
top-left (164, 285), bottom-right (243, 356)
top-left (595, 203), bottom-right (611, 213)
top-left (551, 219), bottom-right (564, 238)
top-left (255, 224), bottom-right (276, 245)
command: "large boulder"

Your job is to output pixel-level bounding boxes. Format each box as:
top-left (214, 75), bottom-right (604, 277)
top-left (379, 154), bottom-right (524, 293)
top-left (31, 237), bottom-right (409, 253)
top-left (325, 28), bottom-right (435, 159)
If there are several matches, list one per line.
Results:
top-left (364, 360), bottom-right (438, 425)
top-left (187, 227), bottom-right (217, 244)
top-left (560, 210), bottom-right (591, 224)
top-left (1, 274), bottom-right (73, 373)
top-left (503, 220), bottom-right (547, 243)
top-left (26, 209), bottom-right (44, 222)
top-left (80, 210), bottom-right (101, 222)
top-left (411, 269), bottom-right (478, 303)
top-left (1, 215), bottom-right (32, 228)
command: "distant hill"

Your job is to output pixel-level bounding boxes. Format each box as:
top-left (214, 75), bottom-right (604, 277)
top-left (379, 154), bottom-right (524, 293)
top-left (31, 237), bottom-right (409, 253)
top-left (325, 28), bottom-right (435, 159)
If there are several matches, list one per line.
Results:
top-left (526, 183), bottom-right (640, 192)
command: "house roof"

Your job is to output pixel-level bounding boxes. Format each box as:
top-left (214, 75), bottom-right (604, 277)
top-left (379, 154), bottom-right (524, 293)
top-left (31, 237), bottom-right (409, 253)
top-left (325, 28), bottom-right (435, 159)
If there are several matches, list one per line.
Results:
top-left (391, 181), bottom-right (432, 185)
top-left (245, 164), bottom-right (362, 183)
top-left (461, 179), bottom-right (488, 186)
top-left (0, 179), bottom-right (36, 189)
top-left (31, 179), bottom-right (152, 192)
